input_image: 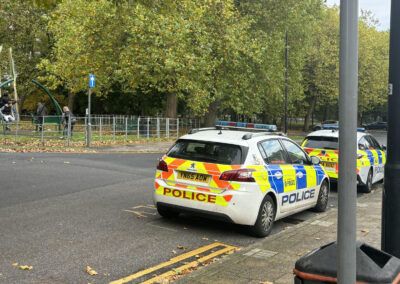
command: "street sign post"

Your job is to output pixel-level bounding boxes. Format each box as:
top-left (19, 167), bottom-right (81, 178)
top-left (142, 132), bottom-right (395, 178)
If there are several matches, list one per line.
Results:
top-left (382, 0), bottom-right (400, 258)
top-left (337, 0), bottom-right (358, 283)
top-left (87, 74), bottom-right (94, 147)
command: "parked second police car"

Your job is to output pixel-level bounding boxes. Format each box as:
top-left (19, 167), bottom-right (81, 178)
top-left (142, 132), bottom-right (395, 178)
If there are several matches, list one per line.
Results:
top-left (301, 127), bottom-right (386, 193)
top-left (154, 122), bottom-right (330, 237)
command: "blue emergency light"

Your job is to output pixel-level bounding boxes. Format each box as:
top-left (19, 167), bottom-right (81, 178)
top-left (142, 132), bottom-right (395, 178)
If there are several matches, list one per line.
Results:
top-left (322, 125), bottom-right (365, 131)
top-left (215, 121), bottom-right (277, 131)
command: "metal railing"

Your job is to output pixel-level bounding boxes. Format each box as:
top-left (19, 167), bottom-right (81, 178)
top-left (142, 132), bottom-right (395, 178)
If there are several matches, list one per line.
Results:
top-left (0, 115), bottom-right (200, 146)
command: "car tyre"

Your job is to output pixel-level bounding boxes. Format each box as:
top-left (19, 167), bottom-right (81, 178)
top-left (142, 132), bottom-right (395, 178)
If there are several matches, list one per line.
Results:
top-left (157, 205), bottom-right (180, 218)
top-left (251, 195), bottom-right (276, 238)
top-left (313, 180), bottom-right (329, 212)
top-left (362, 169), bottom-right (373, 193)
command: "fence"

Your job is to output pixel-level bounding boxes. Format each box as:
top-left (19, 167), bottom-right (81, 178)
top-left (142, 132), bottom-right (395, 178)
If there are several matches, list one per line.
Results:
top-left (0, 115), bottom-right (201, 146)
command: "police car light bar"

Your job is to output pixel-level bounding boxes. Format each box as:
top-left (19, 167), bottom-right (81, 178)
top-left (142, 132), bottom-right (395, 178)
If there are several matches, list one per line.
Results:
top-left (215, 121), bottom-right (278, 132)
top-left (322, 125), bottom-right (365, 132)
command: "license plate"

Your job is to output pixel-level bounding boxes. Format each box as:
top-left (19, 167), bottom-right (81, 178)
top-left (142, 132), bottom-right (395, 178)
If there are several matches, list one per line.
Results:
top-left (322, 162), bottom-right (336, 170)
top-left (177, 171), bottom-right (210, 183)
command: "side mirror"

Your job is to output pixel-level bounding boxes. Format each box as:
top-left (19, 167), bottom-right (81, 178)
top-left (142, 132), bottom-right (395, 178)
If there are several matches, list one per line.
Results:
top-left (358, 143), bottom-right (366, 150)
top-left (382, 144), bottom-right (387, 151)
top-left (310, 156), bottom-right (321, 165)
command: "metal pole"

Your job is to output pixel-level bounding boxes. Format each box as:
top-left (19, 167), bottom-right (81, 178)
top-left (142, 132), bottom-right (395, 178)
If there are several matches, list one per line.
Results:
top-left (99, 116), bottom-right (102, 142)
top-left (166, 118), bottom-right (170, 139)
top-left (382, 0), bottom-right (400, 258)
top-left (284, 32), bottom-right (288, 134)
top-left (147, 117), bottom-right (150, 139)
top-left (157, 117), bottom-right (160, 139)
top-left (125, 117), bottom-right (128, 141)
top-left (137, 116), bottom-right (140, 139)
top-left (41, 116), bottom-right (45, 145)
top-left (14, 118), bottom-right (18, 142)
top-left (67, 114), bottom-right (71, 147)
top-left (337, 0), bottom-right (358, 283)
top-left (87, 86), bottom-right (91, 147)
top-left (177, 118), bottom-right (179, 138)
top-left (113, 116), bottom-right (116, 141)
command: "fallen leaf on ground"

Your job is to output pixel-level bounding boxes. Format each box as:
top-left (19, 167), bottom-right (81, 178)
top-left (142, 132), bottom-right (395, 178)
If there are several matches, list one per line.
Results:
top-left (225, 250), bottom-right (234, 255)
top-left (12, 161), bottom-right (16, 164)
top-left (29, 157), bottom-right (34, 161)
top-left (183, 227), bottom-right (188, 230)
top-left (86, 266), bottom-right (98, 276)
top-left (297, 253), bottom-right (302, 256)
top-left (260, 282), bottom-right (273, 284)
top-left (202, 237), bottom-right (208, 240)
top-left (177, 245), bottom-right (186, 250)
top-left (195, 255), bottom-right (200, 258)
top-left (12, 263), bottom-right (18, 266)
top-left (19, 265), bottom-right (33, 270)
top-left (171, 250), bottom-right (177, 254)
top-left (137, 215), bottom-right (142, 219)
top-left (283, 226), bottom-right (291, 230)
top-left (315, 237), bottom-right (321, 240)
top-left (361, 229), bottom-right (369, 233)
top-left (64, 161), bottom-right (70, 164)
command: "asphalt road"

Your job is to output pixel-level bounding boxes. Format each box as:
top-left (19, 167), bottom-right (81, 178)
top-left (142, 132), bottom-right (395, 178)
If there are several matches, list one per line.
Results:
top-left (0, 131), bottom-right (386, 284)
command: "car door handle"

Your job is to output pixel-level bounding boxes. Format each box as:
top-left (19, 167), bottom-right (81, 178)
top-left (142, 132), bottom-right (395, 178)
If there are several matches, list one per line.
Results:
top-left (274, 172), bottom-right (283, 179)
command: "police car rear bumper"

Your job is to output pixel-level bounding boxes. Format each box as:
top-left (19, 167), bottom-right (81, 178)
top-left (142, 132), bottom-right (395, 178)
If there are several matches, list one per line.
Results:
top-left (153, 179), bottom-right (261, 225)
top-left (156, 202), bottom-right (234, 223)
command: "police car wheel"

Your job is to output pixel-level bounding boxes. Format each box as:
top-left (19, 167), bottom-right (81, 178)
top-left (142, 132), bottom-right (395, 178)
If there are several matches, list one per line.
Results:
top-left (251, 195), bottom-right (275, 238)
top-left (362, 169), bottom-right (373, 193)
top-left (313, 180), bottom-right (329, 212)
top-left (157, 205), bottom-right (180, 218)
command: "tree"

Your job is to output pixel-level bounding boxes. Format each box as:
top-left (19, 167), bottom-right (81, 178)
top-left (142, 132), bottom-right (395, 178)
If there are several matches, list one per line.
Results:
top-left (0, 0), bottom-right (53, 113)
top-left (39, 0), bottom-right (124, 112)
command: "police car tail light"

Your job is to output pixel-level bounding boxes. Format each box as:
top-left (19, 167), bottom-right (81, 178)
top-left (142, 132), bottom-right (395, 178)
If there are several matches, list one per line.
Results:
top-left (157, 159), bottom-right (169, 172)
top-left (220, 169), bottom-right (255, 182)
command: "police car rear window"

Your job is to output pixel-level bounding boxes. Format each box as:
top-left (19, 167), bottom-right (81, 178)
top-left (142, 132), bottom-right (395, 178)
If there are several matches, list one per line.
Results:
top-left (303, 136), bottom-right (339, 150)
top-left (167, 140), bottom-right (243, 165)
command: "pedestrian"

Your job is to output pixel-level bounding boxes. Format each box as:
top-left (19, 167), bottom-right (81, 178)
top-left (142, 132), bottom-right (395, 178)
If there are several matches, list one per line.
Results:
top-left (62, 106), bottom-right (76, 138)
top-left (0, 91), bottom-right (10, 108)
top-left (36, 102), bottom-right (48, 131)
top-left (0, 100), bottom-right (16, 130)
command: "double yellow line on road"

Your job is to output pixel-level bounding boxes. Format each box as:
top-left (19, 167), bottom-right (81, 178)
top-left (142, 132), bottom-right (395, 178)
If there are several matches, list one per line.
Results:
top-left (110, 242), bottom-right (238, 284)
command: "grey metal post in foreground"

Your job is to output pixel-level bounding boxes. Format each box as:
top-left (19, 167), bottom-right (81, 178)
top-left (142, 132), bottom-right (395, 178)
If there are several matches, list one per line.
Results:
top-left (382, 0), bottom-right (400, 258)
top-left (337, 0), bottom-right (358, 283)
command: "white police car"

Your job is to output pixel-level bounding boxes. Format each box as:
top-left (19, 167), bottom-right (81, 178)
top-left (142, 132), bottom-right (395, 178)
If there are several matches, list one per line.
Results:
top-left (154, 122), bottom-right (330, 237)
top-left (302, 127), bottom-right (386, 193)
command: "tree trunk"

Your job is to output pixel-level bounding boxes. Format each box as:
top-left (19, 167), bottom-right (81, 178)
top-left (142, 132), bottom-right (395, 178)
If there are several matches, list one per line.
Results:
top-left (68, 91), bottom-right (76, 113)
top-left (204, 100), bottom-right (219, 127)
top-left (166, 92), bottom-right (178, 118)
top-left (304, 96), bottom-right (317, 131)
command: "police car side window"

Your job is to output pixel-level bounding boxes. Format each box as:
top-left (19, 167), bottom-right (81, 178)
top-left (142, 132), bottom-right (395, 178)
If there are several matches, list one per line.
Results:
top-left (281, 139), bottom-right (308, 165)
top-left (366, 136), bottom-right (381, 150)
top-left (259, 139), bottom-right (288, 164)
top-left (358, 136), bottom-right (372, 150)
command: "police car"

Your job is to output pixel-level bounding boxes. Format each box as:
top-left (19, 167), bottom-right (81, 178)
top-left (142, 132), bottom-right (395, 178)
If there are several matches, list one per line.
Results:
top-left (154, 122), bottom-right (330, 237)
top-left (301, 127), bottom-right (386, 193)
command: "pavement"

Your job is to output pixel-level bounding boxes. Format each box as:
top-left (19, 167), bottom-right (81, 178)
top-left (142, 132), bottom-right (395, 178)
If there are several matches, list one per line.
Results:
top-left (174, 186), bottom-right (383, 284)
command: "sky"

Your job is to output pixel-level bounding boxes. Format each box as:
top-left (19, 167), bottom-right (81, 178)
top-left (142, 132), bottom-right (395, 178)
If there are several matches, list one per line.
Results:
top-left (326, 0), bottom-right (391, 31)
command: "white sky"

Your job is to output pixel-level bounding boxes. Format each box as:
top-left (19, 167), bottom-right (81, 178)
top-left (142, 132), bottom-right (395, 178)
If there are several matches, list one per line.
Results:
top-left (326, 0), bottom-right (391, 31)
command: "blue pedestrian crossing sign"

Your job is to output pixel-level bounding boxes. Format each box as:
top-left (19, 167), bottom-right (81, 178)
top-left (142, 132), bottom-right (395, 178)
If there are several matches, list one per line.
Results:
top-left (89, 74), bottom-right (95, 88)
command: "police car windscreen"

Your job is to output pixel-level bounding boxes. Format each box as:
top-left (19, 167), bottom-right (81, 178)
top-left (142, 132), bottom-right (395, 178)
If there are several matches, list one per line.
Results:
top-left (167, 140), bottom-right (242, 165)
top-left (304, 136), bottom-right (339, 150)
